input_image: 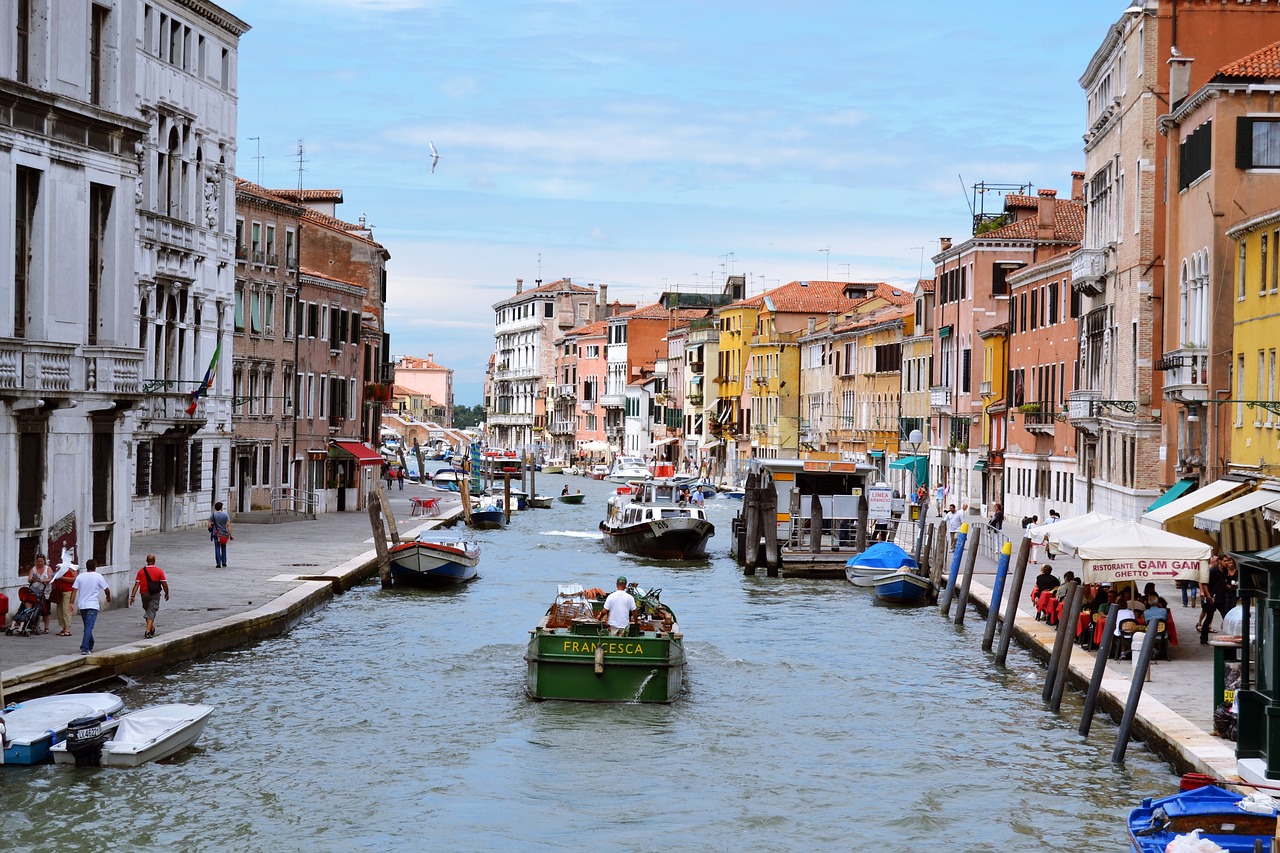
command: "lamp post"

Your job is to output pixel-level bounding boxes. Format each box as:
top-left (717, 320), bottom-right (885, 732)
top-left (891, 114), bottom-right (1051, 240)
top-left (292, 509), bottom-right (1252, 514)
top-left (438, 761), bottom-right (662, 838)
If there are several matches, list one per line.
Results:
top-left (908, 428), bottom-right (927, 564)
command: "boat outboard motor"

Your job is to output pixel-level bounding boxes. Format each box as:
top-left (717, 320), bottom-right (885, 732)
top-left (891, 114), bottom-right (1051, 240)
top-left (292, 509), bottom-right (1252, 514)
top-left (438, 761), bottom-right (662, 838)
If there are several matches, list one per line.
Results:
top-left (64, 713), bottom-right (110, 767)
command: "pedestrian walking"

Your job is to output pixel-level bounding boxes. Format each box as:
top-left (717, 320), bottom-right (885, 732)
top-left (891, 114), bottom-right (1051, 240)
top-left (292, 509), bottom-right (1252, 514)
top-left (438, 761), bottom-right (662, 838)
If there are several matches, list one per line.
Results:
top-left (130, 554), bottom-right (169, 639)
top-left (934, 484), bottom-right (946, 517)
top-left (989, 501), bottom-right (1004, 531)
top-left (70, 559), bottom-right (110, 655)
top-left (944, 504), bottom-right (962, 553)
top-left (1045, 509), bottom-right (1060, 560)
top-left (50, 558), bottom-right (78, 636)
top-left (209, 501), bottom-right (232, 568)
top-left (1022, 515), bottom-right (1041, 563)
top-left (397, 466), bottom-right (405, 490)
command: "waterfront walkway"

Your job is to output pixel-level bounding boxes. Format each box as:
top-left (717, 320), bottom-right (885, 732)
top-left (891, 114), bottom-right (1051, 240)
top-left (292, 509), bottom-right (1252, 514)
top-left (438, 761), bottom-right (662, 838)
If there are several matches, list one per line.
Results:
top-left (0, 494), bottom-right (1240, 785)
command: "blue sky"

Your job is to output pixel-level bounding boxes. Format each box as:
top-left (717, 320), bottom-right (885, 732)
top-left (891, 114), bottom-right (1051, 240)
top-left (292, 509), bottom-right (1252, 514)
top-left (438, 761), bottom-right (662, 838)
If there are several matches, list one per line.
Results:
top-left (223, 0), bottom-right (1127, 404)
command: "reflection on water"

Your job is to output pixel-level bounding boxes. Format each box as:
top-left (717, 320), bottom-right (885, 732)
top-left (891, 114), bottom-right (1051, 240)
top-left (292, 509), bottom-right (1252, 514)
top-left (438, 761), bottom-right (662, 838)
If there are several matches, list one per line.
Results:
top-left (4, 474), bottom-right (1176, 851)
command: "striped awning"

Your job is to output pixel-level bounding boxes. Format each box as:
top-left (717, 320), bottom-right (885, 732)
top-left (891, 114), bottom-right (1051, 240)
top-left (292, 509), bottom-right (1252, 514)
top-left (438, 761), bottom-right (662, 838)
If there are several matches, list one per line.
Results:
top-left (1194, 490), bottom-right (1280, 553)
top-left (1140, 478), bottom-right (1253, 546)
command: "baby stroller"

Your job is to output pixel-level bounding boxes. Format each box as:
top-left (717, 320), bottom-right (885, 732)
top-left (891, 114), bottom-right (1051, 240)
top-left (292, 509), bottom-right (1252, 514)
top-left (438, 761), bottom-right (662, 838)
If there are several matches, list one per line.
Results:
top-left (6, 584), bottom-right (44, 637)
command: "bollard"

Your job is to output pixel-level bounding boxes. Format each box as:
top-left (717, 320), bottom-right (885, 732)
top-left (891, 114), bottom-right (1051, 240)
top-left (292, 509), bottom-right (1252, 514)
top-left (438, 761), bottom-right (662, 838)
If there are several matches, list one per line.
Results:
top-left (1113, 619), bottom-right (1161, 763)
top-left (953, 529), bottom-right (981, 625)
top-left (1049, 583), bottom-right (1086, 713)
top-left (982, 542), bottom-right (1013, 652)
top-left (938, 524), bottom-right (968, 616)
top-left (1042, 589), bottom-right (1077, 702)
top-left (994, 537), bottom-right (1032, 667)
top-left (1079, 606), bottom-right (1121, 737)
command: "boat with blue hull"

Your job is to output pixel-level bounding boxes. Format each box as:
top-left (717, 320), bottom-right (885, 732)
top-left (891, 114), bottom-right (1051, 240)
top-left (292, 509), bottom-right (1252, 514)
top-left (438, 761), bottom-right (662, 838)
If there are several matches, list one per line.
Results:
top-left (1128, 785), bottom-right (1278, 852)
top-left (872, 568), bottom-right (934, 605)
top-left (0, 693), bottom-right (125, 764)
top-left (388, 533), bottom-right (480, 586)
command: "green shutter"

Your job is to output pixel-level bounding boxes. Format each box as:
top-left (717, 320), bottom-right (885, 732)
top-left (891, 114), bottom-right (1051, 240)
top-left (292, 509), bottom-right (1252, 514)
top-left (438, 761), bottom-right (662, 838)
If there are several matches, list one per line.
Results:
top-left (1238, 116), bottom-right (1255, 170)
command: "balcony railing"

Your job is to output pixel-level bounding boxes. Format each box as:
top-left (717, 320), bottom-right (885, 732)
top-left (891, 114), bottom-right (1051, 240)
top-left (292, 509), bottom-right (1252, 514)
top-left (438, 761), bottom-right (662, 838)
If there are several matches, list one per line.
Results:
top-left (1020, 405), bottom-right (1060, 433)
top-left (929, 386), bottom-right (952, 410)
top-left (252, 249), bottom-right (264, 265)
top-left (688, 393), bottom-right (704, 406)
top-left (0, 340), bottom-right (144, 399)
top-left (265, 252), bottom-right (278, 268)
top-left (1157, 347), bottom-right (1209, 404)
top-left (1067, 389), bottom-right (1103, 433)
top-left (487, 412), bottom-right (532, 426)
top-left (580, 400), bottom-right (595, 412)
top-left (556, 383), bottom-right (576, 399)
top-left (1071, 247), bottom-right (1107, 296)
top-left (600, 394), bottom-right (626, 408)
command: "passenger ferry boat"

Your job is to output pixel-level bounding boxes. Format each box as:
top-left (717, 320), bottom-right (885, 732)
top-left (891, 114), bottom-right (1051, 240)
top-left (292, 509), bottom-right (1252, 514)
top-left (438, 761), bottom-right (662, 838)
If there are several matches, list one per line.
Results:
top-left (599, 479), bottom-right (714, 560)
top-left (525, 583), bottom-right (685, 703)
top-left (604, 455), bottom-right (650, 483)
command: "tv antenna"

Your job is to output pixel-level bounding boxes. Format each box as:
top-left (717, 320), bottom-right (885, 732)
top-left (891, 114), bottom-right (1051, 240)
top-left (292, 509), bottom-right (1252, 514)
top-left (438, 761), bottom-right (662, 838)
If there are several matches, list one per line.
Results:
top-left (819, 247), bottom-right (830, 279)
top-left (247, 136), bottom-right (263, 186)
top-left (295, 139), bottom-right (307, 191)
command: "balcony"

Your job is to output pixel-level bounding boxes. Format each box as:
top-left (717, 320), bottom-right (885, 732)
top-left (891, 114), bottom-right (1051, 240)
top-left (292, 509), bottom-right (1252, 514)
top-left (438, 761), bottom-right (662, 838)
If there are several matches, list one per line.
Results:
top-left (1157, 347), bottom-right (1209, 404)
top-left (600, 394), bottom-right (626, 408)
top-left (1071, 247), bottom-right (1107, 297)
top-left (549, 419), bottom-right (576, 435)
top-left (580, 400), bottom-right (595, 412)
top-left (556, 383), bottom-right (576, 400)
top-left (1067, 388), bottom-right (1103, 434)
top-left (487, 412), bottom-right (532, 426)
top-left (252, 249), bottom-right (264, 265)
top-left (1019, 405), bottom-right (1060, 434)
top-left (929, 386), bottom-right (952, 411)
top-left (495, 315), bottom-right (543, 335)
top-left (688, 393), bottom-right (703, 406)
top-left (979, 380), bottom-right (992, 398)
top-left (688, 360), bottom-right (704, 374)
top-left (266, 252), bottom-right (278, 268)
top-left (0, 340), bottom-right (144, 402)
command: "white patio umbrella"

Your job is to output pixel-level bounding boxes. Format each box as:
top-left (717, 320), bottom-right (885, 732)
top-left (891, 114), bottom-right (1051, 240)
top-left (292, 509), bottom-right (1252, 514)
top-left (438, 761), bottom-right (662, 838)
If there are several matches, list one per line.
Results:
top-left (1066, 520), bottom-right (1213, 584)
top-left (1026, 511), bottom-right (1115, 554)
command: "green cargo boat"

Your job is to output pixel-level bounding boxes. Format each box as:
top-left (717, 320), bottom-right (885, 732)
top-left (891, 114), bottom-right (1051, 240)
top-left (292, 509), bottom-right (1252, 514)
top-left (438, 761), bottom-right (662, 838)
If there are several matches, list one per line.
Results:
top-left (525, 584), bottom-right (685, 703)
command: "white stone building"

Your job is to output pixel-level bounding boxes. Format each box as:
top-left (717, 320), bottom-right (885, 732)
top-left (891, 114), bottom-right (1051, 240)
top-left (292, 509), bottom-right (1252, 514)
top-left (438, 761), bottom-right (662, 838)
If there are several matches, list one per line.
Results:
top-left (1, 0), bottom-right (151, 599)
top-left (130, 0), bottom-right (248, 534)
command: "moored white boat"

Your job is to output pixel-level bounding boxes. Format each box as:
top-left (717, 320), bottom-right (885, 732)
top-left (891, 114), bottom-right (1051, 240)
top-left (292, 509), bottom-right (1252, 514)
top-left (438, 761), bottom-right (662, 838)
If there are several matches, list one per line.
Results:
top-left (0, 693), bottom-right (125, 765)
top-left (51, 703), bottom-right (214, 767)
top-left (605, 456), bottom-right (650, 483)
top-left (389, 532), bottom-right (481, 585)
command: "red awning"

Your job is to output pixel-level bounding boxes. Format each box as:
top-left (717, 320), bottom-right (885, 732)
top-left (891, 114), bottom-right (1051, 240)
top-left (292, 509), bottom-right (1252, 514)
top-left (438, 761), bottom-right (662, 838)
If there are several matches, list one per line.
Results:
top-left (330, 440), bottom-right (384, 466)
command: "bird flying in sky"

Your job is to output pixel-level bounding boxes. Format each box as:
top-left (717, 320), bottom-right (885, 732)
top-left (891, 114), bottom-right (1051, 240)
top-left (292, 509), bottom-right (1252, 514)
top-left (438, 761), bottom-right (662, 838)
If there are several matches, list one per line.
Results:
top-left (429, 141), bottom-right (440, 173)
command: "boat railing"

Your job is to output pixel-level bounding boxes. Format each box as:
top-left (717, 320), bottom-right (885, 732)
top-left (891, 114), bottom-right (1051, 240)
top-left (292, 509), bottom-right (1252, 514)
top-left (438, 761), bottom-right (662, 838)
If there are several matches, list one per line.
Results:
top-left (271, 487), bottom-right (319, 519)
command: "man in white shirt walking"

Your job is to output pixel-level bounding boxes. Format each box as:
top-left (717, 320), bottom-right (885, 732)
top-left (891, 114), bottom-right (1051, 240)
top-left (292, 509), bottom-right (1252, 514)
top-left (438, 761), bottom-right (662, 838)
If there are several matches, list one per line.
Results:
top-left (70, 559), bottom-right (111, 655)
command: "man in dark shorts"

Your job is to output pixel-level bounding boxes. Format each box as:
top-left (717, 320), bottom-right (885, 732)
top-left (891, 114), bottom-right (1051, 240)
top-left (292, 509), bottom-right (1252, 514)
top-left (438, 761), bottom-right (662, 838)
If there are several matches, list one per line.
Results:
top-left (130, 554), bottom-right (170, 639)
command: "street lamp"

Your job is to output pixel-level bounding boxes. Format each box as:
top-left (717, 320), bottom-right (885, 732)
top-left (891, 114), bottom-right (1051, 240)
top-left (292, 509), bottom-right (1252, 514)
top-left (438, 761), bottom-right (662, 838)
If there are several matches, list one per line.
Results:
top-left (908, 428), bottom-right (927, 563)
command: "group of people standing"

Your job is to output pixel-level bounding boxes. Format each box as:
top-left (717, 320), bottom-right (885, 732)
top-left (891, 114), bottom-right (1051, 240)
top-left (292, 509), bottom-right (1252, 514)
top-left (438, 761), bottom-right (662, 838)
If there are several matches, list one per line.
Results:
top-left (22, 553), bottom-right (171, 654)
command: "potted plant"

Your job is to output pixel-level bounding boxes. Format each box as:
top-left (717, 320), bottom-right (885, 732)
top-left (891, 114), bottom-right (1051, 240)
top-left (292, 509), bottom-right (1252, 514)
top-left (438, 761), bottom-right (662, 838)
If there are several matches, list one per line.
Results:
top-left (1017, 402), bottom-right (1040, 413)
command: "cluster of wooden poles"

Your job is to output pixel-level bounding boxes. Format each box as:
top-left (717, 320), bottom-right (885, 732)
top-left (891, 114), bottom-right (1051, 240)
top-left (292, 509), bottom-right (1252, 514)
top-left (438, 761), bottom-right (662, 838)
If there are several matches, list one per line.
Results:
top-left (931, 520), bottom-right (1158, 764)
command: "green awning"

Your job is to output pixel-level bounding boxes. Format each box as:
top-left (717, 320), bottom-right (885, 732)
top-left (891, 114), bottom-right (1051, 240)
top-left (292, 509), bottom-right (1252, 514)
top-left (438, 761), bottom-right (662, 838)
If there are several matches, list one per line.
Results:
top-left (939, 325), bottom-right (952, 339)
top-left (973, 460), bottom-right (988, 472)
top-left (1146, 478), bottom-right (1197, 512)
top-left (869, 450), bottom-right (884, 459)
top-left (889, 454), bottom-right (928, 484)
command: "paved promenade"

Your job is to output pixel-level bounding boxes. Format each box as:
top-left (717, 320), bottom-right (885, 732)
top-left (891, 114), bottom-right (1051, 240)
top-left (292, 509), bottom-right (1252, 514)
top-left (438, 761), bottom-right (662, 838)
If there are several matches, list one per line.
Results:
top-left (0, 492), bottom-right (1241, 785)
top-left (0, 484), bottom-right (463, 698)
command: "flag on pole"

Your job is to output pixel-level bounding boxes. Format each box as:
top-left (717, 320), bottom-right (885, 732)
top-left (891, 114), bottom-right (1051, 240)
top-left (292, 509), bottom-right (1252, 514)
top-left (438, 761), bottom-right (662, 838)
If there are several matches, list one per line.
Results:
top-left (186, 339), bottom-right (222, 415)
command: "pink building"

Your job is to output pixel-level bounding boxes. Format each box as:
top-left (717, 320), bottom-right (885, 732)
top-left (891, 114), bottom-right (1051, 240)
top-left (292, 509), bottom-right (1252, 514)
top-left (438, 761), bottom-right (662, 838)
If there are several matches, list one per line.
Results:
top-left (394, 354), bottom-right (454, 426)
top-left (552, 320), bottom-right (608, 462)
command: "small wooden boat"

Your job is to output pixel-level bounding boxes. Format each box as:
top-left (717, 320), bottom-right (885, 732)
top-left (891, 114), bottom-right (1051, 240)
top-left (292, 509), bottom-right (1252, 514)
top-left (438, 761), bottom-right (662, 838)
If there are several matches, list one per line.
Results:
top-left (0, 693), bottom-right (125, 764)
top-left (388, 532), bottom-right (480, 585)
top-left (873, 568), bottom-right (934, 605)
top-left (468, 503), bottom-right (506, 530)
top-left (528, 495), bottom-right (553, 509)
top-left (525, 583), bottom-right (685, 703)
top-left (589, 464), bottom-right (609, 480)
top-left (507, 489), bottom-right (529, 511)
top-left (1128, 784), bottom-right (1277, 852)
top-left (600, 479), bottom-right (714, 560)
top-left (558, 492), bottom-right (586, 505)
top-left (51, 703), bottom-right (214, 767)
top-left (542, 461), bottom-right (566, 474)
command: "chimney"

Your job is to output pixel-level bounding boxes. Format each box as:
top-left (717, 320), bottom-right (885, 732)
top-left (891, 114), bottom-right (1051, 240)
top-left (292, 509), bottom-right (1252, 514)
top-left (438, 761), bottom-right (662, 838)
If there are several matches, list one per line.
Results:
top-left (807, 317), bottom-right (817, 335)
top-left (427, 353), bottom-right (433, 363)
top-left (1071, 171), bottom-right (1085, 203)
top-left (827, 311), bottom-right (838, 331)
top-left (939, 237), bottom-right (952, 253)
top-left (598, 284), bottom-right (607, 307)
top-left (1169, 55), bottom-right (1193, 108)
top-left (1037, 189), bottom-right (1057, 238)
top-left (516, 278), bottom-right (523, 294)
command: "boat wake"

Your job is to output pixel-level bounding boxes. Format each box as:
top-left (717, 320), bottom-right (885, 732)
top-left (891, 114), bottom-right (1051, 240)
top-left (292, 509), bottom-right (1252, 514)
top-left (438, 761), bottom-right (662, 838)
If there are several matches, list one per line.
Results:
top-left (543, 530), bottom-right (603, 540)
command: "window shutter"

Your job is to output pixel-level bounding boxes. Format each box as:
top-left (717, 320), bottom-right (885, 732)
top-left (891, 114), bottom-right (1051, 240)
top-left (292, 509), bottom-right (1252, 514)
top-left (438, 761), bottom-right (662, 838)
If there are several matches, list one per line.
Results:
top-left (1238, 116), bottom-right (1255, 170)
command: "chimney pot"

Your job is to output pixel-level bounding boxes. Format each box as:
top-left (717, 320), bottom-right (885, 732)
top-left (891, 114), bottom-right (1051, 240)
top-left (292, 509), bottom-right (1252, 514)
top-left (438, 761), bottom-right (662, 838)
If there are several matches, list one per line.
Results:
top-left (939, 237), bottom-right (952, 252)
top-left (516, 278), bottom-right (523, 294)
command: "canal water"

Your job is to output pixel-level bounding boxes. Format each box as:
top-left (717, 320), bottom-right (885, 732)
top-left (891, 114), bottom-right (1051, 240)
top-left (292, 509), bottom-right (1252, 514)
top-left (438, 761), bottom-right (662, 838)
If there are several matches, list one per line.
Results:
top-left (5, 474), bottom-right (1175, 851)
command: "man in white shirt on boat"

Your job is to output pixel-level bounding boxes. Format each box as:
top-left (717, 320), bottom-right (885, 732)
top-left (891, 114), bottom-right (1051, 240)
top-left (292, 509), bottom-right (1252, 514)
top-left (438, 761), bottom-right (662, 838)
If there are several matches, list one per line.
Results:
top-left (602, 577), bottom-right (637, 637)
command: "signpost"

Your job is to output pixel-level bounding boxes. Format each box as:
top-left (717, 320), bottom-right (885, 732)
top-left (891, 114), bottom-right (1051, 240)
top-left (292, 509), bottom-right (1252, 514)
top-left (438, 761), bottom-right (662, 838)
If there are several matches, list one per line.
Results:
top-left (867, 484), bottom-right (893, 521)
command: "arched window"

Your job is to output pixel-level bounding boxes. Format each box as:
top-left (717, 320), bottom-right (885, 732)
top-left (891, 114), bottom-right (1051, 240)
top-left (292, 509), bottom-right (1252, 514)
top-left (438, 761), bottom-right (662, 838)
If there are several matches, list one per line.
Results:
top-left (167, 126), bottom-right (181, 219)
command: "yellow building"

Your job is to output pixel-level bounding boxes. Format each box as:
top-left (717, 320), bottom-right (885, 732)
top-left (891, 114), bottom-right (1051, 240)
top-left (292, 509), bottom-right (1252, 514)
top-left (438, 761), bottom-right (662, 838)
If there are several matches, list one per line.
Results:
top-left (977, 323), bottom-right (1009, 500)
top-left (1227, 209), bottom-right (1280, 485)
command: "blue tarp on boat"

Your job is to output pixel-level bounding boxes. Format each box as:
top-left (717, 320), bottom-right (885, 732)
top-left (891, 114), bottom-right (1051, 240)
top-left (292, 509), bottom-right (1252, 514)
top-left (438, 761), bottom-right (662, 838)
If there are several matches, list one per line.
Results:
top-left (844, 542), bottom-right (917, 570)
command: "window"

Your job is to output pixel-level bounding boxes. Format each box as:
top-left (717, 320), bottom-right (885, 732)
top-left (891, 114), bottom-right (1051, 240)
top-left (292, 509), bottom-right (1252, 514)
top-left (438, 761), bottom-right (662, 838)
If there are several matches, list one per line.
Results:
top-left (1048, 281), bottom-right (1060, 324)
top-left (90, 5), bottom-right (109, 105)
top-left (14, 166), bottom-right (39, 338)
top-left (250, 289), bottom-right (262, 334)
top-left (16, 0), bottom-right (30, 83)
top-left (18, 425), bottom-right (44, 528)
top-left (264, 291), bottom-right (275, 336)
top-left (544, 302), bottom-right (554, 318)
top-left (88, 184), bottom-right (111, 346)
top-left (251, 221), bottom-right (261, 262)
top-left (1240, 240), bottom-right (1249, 301)
top-left (285, 229), bottom-right (296, 268)
top-left (221, 48), bottom-right (229, 91)
top-left (960, 348), bottom-right (971, 394)
top-left (265, 225), bottom-right (276, 265)
top-left (283, 293), bottom-right (294, 339)
top-left (1238, 118), bottom-right (1280, 169)
top-left (1178, 120), bottom-right (1212, 191)
top-left (234, 284), bottom-right (245, 332)
top-left (1264, 235), bottom-right (1271, 297)
top-left (261, 446), bottom-right (271, 486)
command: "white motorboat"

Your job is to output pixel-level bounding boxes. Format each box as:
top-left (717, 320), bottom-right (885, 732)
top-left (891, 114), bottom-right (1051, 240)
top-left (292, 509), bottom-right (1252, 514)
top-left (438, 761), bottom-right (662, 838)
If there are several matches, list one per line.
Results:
top-left (605, 455), bottom-right (650, 483)
top-left (52, 703), bottom-right (213, 767)
top-left (0, 692), bottom-right (125, 765)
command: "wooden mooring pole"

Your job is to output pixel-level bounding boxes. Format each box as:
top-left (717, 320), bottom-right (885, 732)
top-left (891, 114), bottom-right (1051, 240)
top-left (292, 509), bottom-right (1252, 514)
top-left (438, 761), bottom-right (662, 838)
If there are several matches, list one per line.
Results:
top-left (742, 472), bottom-right (759, 575)
top-left (1112, 622), bottom-right (1160, 763)
top-left (994, 537), bottom-right (1032, 667)
top-left (1079, 606), bottom-right (1120, 737)
top-left (1048, 583), bottom-right (1086, 713)
top-left (368, 490), bottom-right (392, 588)
top-left (952, 526), bottom-right (981, 625)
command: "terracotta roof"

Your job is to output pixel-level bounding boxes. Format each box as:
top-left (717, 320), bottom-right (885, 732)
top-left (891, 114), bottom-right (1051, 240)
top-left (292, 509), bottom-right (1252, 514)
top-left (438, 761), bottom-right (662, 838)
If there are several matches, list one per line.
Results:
top-left (234, 177), bottom-right (305, 209)
top-left (1218, 40), bottom-right (1280, 79)
top-left (297, 265), bottom-right (363, 289)
top-left (917, 278), bottom-right (935, 294)
top-left (271, 188), bottom-right (345, 204)
top-left (565, 320), bottom-right (607, 337)
top-left (398, 354), bottom-right (447, 370)
top-left (1002, 194), bottom-right (1038, 210)
top-left (619, 302), bottom-right (711, 322)
top-left (976, 199), bottom-right (1083, 243)
top-left (492, 278), bottom-right (598, 308)
top-left (727, 280), bottom-right (885, 314)
top-left (831, 303), bottom-right (912, 334)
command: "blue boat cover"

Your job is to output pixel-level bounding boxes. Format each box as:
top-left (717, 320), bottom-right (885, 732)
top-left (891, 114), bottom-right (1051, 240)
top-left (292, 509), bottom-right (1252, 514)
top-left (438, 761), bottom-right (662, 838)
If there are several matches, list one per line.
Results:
top-left (844, 542), bottom-right (918, 570)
